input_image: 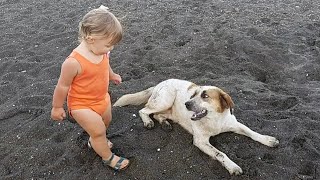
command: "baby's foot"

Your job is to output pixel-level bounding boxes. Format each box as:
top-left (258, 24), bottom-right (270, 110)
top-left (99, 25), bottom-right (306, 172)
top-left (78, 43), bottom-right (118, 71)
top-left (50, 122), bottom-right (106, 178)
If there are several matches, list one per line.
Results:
top-left (103, 153), bottom-right (130, 171)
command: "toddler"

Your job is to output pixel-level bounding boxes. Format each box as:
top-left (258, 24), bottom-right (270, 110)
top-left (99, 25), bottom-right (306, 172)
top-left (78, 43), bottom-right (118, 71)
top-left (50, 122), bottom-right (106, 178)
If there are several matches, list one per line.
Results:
top-left (51, 5), bottom-right (130, 171)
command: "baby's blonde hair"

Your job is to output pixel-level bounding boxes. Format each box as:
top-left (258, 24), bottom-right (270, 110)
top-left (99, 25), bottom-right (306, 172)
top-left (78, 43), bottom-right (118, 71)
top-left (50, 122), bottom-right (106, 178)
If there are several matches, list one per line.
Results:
top-left (78, 6), bottom-right (123, 44)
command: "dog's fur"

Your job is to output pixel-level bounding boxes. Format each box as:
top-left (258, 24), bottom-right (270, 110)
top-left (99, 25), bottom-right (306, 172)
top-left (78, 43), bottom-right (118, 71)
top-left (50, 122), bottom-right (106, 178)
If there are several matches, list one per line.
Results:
top-left (114, 79), bottom-right (279, 175)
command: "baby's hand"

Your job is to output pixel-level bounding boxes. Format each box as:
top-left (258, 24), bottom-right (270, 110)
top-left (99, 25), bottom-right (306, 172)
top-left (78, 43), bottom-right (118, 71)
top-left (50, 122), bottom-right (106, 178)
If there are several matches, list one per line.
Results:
top-left (111, 73), bottom-right (122, 85)
top-left (51, 107), bottom-right (66, 121)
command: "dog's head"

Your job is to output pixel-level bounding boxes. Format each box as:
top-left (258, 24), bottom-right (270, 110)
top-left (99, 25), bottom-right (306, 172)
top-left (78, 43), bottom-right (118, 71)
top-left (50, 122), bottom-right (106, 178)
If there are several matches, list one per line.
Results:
top-left (185, 86), bottom-right (234, 121)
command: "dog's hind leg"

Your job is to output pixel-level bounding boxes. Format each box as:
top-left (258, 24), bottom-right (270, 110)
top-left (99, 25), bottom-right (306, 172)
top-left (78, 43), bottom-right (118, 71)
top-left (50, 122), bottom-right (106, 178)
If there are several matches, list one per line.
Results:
top-left (139, 107), bottom-right (156, 129)
top-left (230, 121), bottom-right (279, 147)
top-left (139, 86), bottom-right (176, 129)
top-left (139, 108), bottom-right (173, 129)
top-left (153, 111), bottom-right (173, 131)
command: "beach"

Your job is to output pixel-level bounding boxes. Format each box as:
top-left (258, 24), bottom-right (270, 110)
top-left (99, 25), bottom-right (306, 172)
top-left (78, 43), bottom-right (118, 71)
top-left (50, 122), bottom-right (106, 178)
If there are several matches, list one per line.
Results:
top-left (0, 0), bottom-right (319, 179)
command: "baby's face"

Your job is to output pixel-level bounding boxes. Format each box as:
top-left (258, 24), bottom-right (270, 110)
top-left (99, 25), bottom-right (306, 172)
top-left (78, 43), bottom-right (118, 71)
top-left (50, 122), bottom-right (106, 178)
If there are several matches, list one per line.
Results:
top-left (89, 36), bottom-right (114, 55)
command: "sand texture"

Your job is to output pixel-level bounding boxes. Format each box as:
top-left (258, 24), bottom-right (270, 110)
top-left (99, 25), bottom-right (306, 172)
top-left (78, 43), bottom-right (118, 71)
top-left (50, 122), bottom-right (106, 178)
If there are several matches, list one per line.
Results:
top-left (0, 0), bottom-right (319, 179)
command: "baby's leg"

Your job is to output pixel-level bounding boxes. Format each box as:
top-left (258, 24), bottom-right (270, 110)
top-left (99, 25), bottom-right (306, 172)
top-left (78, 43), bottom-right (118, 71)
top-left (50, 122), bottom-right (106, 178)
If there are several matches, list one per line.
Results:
top-left (100, 104), bottom-right (113, 148)
top-left (101, 104), bottom-right (112, 129)
top-left (71, 109), bottom-right (129, 169)
top-left (72, 109), bottom-right (110, 158)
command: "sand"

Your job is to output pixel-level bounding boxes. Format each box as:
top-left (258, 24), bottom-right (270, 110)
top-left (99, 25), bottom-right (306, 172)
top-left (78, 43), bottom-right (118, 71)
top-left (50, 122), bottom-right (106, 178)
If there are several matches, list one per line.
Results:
top-left (0, 0), bottom-right (319, 179)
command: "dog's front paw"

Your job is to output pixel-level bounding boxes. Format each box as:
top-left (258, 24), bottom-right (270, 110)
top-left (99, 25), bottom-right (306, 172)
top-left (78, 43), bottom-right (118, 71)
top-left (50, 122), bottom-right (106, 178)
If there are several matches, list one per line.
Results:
top-left (264, 136), bottom-right (280, 147)
top-left (223, 159), bottom-right (243, 175)
top-left (144, 120), bottom-right (155, 129)
top-left (227, 164), bottom-right (243, 175)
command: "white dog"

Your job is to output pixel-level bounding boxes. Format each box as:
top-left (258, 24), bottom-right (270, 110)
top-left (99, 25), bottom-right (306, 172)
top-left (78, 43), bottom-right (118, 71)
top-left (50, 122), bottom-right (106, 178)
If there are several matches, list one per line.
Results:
top-left (114, 79), bottom-right (279, 175)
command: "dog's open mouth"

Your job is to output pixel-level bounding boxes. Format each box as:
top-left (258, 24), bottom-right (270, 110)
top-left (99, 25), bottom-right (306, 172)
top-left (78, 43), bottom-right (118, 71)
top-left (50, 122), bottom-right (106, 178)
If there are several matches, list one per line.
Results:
top-left (191, 109), bottom-right (208, 121)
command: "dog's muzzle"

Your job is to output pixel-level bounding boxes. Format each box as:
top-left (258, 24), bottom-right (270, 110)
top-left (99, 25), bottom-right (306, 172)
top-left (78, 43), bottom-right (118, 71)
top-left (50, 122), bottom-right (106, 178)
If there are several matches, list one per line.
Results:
top-left (185, 101), bottom-right (208, 121)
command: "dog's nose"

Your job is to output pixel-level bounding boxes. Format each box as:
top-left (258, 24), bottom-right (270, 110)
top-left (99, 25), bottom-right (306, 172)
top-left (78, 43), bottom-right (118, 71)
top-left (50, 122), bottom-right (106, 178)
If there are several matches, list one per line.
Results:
top-left (185, 101), bottom-right (192, 109)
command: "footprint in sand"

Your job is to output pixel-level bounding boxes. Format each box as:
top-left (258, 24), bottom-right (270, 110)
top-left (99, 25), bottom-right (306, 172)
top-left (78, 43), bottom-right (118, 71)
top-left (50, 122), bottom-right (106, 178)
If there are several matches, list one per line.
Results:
top-left (174, 35), bottom-right (192, 47)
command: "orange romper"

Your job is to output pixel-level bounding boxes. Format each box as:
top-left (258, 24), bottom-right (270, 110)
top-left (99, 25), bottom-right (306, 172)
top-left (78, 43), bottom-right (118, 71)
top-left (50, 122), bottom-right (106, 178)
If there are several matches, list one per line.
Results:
top-left (67, 51), bottom-right (110, 116)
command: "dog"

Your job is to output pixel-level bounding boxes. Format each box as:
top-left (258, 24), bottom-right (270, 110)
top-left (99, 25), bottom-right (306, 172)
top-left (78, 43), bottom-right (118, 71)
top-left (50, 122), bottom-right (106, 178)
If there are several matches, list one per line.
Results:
top-left (114, 79), bottom-right (279, 175)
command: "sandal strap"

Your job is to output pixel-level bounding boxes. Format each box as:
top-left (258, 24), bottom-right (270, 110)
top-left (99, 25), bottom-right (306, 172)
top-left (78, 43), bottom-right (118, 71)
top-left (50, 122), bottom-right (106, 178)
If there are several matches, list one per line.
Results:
top-left (102, 154), bottom-right (128, 171)
top-left (114, 157), bottom-right (126, 171)
top-left (102, 153), bottom-right (115, 166)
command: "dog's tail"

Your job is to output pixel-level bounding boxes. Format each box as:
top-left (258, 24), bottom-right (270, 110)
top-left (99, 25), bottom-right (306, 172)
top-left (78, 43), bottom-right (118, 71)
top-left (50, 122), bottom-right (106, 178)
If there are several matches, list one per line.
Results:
top-left (113, 87), bottom-right (154, 107)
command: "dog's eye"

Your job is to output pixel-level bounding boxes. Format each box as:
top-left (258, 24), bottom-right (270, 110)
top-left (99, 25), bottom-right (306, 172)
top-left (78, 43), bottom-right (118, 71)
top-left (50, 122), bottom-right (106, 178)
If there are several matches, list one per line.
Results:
top-left (201, 91), bottom-right (209, 98)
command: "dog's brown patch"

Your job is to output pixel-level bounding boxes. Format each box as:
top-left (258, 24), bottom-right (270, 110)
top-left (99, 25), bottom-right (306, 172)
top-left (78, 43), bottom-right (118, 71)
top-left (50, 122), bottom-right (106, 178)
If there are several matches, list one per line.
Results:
top-left (207, 88), bottom-right (234, 113)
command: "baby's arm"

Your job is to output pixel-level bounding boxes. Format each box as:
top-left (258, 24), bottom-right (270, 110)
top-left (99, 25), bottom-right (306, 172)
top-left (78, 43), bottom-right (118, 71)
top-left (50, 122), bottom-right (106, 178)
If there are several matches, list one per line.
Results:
top-left (51, 58), bottom-right (79, 121)
top-left (109, 66), bottom-right (122, 85)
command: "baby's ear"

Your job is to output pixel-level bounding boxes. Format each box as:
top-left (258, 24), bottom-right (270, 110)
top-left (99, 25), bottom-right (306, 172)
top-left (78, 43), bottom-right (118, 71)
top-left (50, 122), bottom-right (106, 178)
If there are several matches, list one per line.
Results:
top-left (85, 36), bottom-right (94, 43)
top-left (99, 5), bottom-right (109, 10)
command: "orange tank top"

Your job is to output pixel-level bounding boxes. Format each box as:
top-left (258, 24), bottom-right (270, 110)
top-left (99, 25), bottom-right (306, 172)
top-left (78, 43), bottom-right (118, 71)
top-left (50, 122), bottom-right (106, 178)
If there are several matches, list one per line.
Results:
top-left (67, 51), bottom-right (110, 102)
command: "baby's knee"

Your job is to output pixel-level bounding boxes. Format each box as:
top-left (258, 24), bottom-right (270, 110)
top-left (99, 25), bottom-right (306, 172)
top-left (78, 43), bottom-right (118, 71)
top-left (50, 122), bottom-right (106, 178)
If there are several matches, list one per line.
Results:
top-left (90, 127), bottom-right (107, 138)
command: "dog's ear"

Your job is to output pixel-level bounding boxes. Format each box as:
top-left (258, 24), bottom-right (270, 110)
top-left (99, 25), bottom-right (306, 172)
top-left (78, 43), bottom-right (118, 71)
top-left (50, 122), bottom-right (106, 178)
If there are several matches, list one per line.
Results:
top-left (187, 83), bottom-right (198, 91)
top-left (187, 83), bottom-right (198, 98)
top-left (207, 88), bottom-right (234, 114)
top-left (218, 89), bottom-right (234, 114)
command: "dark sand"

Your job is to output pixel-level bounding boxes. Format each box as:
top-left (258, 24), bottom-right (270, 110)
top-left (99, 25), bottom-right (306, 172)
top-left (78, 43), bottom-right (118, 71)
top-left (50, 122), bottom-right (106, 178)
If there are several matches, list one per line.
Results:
top-left (0, 0), bottom-right (320, 179)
